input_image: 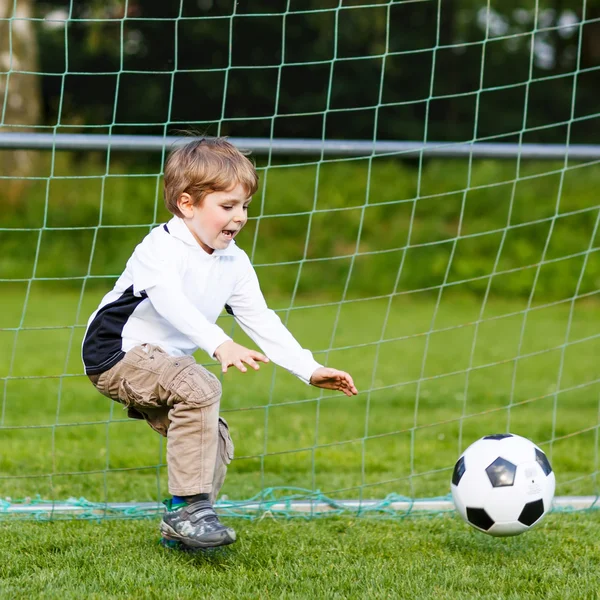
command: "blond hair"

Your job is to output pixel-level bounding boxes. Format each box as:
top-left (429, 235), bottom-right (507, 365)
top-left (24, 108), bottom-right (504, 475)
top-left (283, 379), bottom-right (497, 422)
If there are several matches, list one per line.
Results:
top-left (163, 137), bottom-right (258, 217)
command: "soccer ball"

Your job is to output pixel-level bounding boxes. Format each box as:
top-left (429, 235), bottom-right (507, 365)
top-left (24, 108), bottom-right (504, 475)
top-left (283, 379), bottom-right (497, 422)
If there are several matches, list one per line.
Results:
top-left (451, 433), bottom-right (555, 537)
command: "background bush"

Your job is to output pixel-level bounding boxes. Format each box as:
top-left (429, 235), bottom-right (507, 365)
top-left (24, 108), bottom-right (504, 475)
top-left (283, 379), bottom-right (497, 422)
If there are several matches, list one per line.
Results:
top-left (1, 153), bottom-right (598, 302)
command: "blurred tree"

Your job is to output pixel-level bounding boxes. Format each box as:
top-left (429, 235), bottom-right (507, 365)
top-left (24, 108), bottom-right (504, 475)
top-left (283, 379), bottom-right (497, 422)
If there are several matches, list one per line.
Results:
top-left (28, 0), bottom-right (600, 144)
top-left (1, 0), bottom-right (41, 203)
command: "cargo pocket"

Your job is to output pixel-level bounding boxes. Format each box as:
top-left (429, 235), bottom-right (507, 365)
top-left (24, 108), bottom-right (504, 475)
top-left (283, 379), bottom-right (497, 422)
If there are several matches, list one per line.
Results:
top-left (117, 378), bottom-right (160, 409)
top-left (163, 360), bottom-right (222, 407)
top-left (211, 416), bottom-right (234, 503)
top-left (218, 417), bottom-right (234, 465)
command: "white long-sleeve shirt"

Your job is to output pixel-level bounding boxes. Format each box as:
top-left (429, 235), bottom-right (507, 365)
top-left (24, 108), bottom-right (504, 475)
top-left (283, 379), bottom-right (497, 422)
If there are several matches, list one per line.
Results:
top-left (82, 216), bottom-right (322, 383)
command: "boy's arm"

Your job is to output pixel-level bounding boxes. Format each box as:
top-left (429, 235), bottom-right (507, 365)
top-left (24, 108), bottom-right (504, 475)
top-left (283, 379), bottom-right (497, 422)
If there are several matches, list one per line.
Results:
top-left (226, 256), bottom-right (333, 384)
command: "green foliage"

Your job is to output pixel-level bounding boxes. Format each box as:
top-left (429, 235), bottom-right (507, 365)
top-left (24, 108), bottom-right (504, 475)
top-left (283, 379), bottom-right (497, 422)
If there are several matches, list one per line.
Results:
top-left (32, 0), bottom-right (600, 143)
top-left (1, 154), bottom-right (598, 301)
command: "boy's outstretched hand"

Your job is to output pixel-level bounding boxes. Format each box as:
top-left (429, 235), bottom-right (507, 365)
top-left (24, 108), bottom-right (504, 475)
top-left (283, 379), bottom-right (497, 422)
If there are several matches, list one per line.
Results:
top-left (310, 367), bottom-right (358, 397)
top-left (214, 340), bottom-right (269, 373)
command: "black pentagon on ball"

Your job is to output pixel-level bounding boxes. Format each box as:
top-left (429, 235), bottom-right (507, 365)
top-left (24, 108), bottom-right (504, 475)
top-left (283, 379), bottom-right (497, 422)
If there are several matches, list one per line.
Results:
top-left (518, 499), bottom-right (545, 526)
top-left (452, 456), bottom-right (466, 486)
top-left (535, 448), bottom-right (553, 476)
top-left (483, 433), bottom-right (514, 440)
top-left (466, 507), bottom-right (494, 531)
top-left (486, 457), bottom-right (517, 487)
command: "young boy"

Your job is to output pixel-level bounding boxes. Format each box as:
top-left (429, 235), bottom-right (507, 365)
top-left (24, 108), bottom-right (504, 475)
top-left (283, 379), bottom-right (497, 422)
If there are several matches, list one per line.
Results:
top-left (82, 137), bottom-right (358, 550)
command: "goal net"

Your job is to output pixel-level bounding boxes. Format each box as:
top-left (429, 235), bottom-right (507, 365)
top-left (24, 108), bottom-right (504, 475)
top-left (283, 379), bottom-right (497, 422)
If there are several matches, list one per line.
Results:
top-left (1, 1), bottom-right (599, 519)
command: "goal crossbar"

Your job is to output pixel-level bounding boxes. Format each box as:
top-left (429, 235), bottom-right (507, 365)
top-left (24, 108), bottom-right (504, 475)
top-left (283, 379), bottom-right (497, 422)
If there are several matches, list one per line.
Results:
top-left (2, 132), bottom-right (600, 160)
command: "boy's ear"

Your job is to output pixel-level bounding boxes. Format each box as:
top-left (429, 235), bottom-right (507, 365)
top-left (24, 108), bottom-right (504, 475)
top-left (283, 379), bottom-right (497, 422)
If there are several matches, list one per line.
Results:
top-left (177, 193), bottom-right (194, 218)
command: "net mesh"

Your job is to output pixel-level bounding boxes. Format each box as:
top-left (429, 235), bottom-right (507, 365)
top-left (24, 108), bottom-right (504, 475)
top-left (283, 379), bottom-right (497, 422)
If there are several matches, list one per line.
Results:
top-left (1, 1), bottom-right (599, 520)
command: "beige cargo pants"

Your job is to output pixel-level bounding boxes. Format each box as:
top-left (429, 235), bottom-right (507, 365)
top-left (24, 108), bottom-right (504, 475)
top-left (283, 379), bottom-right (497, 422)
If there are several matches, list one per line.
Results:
top-left (89, 344), bottom-right (233, 501)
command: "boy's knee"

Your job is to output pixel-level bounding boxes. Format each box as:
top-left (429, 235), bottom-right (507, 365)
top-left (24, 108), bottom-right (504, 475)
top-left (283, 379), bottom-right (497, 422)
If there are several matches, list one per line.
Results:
top-left (169, 362), bottom-right (222, 407)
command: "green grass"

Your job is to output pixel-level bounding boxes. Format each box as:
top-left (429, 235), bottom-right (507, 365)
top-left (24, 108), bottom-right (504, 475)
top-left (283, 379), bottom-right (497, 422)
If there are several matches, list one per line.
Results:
top-left (1, 514), bottom-right (600, 599)
top-left (1, 270), bottom-right (600, 598)
top-left (1, 287), bottom-right (599, 504)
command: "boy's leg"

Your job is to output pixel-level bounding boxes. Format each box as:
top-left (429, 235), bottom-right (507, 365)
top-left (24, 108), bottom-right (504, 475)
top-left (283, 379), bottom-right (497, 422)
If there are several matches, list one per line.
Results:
top-left (95, 344), bottom-right (221, 496)
top-left (92, 344), bottom-right (235, 547)
top-left (92, 354), bottom-right (234, 502)
top-left (118, 409), bottom-right (233, 504)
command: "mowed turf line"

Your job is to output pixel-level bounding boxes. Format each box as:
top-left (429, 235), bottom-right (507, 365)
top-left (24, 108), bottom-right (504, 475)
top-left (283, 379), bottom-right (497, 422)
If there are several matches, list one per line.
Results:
top-left (0, 287), bottom-right (599, 504)
top-left (0, 513), bottom-right (600, 599)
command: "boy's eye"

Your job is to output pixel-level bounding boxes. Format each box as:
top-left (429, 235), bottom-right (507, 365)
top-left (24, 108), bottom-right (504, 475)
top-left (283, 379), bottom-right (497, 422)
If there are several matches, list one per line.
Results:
top-left (221, 204), bottom-right (249, 211)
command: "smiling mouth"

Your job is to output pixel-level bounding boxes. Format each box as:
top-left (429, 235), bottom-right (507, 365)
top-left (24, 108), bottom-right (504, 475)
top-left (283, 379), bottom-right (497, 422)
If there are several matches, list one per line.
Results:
top-left (221, 229), bottom-right (236, 238)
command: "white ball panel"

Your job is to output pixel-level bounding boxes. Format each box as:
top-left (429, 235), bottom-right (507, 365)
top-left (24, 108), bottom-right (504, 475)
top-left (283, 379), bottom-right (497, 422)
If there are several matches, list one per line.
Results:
top-left (493, 435), bottom-right (538, 465)
top-left (461, 434), bottom-right (539, 470)
top-left (454, 468), bottom-right (492, 507)
top-left (483, 485), bottom-right (528, 523)
top-left (462, 440), bottom-right (515, 473)
top-left (450, 484), bottom-right (467, 521)
top-left (488, 520), bottom-right (529, 537)
top-left (541, 471), bottom-right (556, 513)
top-left (514, 460), bottom-right (550, 501)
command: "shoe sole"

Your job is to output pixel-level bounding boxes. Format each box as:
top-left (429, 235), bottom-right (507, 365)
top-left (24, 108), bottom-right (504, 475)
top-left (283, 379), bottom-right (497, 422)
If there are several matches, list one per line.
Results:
top-left (160, 538), bottom-right (211, 553)
top-left (160, 521), bottom-right (237, 549)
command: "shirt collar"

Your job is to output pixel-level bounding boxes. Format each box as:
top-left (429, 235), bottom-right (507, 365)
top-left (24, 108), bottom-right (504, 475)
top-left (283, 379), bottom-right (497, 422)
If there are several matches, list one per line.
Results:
top-left (166, 216), bottom-right (238, 257)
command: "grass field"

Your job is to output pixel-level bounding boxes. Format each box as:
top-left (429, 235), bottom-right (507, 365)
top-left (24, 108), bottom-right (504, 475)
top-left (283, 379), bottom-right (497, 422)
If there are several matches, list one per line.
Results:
top-left (1, 514), bottom-right (600, 598)
top-left (1, 278), bottom-right (600, 598)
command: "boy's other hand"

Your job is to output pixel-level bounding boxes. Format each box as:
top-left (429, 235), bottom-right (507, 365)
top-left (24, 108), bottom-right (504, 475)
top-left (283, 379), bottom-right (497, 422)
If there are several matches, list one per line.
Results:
top-left (309, 367), bottom-right (358, 397)
top-left (214, 340), bottom-right (269, 374)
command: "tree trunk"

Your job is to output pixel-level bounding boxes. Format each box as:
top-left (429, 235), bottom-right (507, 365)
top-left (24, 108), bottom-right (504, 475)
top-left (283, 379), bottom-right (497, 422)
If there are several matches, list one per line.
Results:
top-left (0, 0), bottom-right (42, 204)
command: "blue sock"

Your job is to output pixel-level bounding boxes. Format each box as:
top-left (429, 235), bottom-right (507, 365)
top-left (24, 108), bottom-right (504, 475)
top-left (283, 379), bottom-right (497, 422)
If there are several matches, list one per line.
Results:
top-left (171, 495), bottom-right (186, 506)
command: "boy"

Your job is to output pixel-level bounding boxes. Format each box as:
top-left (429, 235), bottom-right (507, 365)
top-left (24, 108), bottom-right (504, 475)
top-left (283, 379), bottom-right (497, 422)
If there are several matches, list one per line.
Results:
top-left (82, 137), bottom-right (358, 550)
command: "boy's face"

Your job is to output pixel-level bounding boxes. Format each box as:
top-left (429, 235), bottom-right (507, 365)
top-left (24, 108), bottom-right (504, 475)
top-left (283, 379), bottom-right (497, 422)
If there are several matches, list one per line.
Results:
top-left (178, 183), bottom-right (251, 254)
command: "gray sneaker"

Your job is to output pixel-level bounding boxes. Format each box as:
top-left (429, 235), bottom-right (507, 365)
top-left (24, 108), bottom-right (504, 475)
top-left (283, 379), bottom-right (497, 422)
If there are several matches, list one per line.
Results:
top-left (160, 499), bottom-right (236, 549)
